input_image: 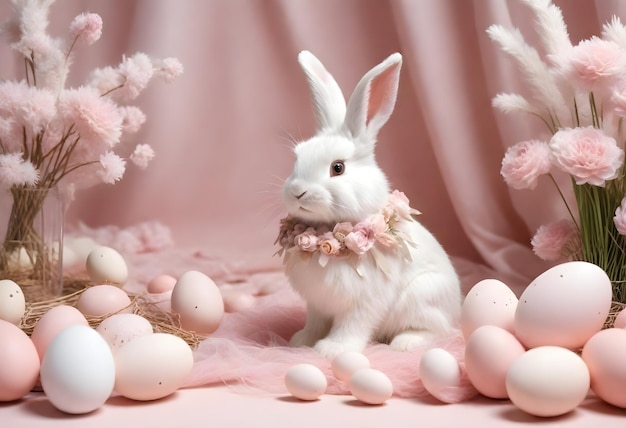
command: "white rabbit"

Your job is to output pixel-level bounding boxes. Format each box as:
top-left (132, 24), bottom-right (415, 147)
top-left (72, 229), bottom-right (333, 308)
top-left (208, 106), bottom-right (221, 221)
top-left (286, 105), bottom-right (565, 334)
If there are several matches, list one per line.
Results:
top-left (277, 51), bottom-right (461, 359)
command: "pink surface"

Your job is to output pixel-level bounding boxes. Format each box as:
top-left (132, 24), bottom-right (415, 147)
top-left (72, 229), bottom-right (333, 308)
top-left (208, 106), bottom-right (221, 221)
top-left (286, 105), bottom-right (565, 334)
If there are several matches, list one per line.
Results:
top-left (2, 0), bottom-right (626, 425)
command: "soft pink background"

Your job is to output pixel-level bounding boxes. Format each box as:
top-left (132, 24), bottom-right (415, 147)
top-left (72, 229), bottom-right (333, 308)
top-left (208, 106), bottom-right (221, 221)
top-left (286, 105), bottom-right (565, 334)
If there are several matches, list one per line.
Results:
top-left (2, 0), bottom-right (626, 426)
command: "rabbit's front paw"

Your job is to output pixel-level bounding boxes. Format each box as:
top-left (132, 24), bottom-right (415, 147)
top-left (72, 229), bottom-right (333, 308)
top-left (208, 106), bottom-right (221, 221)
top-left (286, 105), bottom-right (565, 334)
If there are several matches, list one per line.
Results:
top-left (313, 338), bottom-right (348, 360)
top-left (389, 329), bottom-right (434, 351)
top-left (290, 329), bottom-right (319, 348)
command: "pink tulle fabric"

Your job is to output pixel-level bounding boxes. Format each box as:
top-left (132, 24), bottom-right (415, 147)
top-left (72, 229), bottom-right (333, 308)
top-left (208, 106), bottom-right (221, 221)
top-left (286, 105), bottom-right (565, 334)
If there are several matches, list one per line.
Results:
top-left (68, 222), bottom-right (531, 403)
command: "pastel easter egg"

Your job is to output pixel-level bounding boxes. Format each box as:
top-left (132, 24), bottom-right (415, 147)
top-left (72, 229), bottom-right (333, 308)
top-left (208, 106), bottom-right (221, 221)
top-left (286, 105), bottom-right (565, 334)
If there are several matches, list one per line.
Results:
top-left (506, 346), bottom-right (590, 417)
top-left (0, 320), bottom-right (40, 401)
top-left (514, 261), bottom-right (612, 350)
top-left (461, 279), bottom-right (518, 339)
top-left (96, 313), bottom-right (153, 353)
top-left (76, 285), bottom-right (132, 317)
top-left (0, 279), bottom-right (25, 326)
top-left (31, 305), bottom-right (89, 360)
top-left (349, 368), bottom-right (393, 405)
top-left (464, 325), bottom-right (526, 399)
top-left (86, 246), bottom-right (128, 286)
top-left (170, 270), bottom-right (224, 335)
top-left (582, 328), bottom-right (626, 408)
top-left (147, 274), bottom-right (177, 294)
top-left (419, 348), bottom-right (462, 403)
top-left (285, 364), bottom-right (327, 401)
top-left (332, 351), bottom-right (370, 383)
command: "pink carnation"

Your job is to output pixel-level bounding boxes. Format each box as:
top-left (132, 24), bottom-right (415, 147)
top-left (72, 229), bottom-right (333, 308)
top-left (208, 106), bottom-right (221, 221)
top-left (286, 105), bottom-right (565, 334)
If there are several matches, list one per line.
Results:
top-left (130, 144), bottom-right (155, 169)
top-left (549, 126), bottom-right (623, 186)
top-left (614, 198), bottom-right (626, 236)
top-left (531, 219), bottom-right (576, 261)
top-left (69, 13), bottom-right (103, 45)
top-left (97, 151), bottom-right (126, 184)
top-left (501, 140), bottom-right (552, 190)
top-left (558, 37), bottom-right (626, 91)
top-left (0, 153), bottom-right (39, 188)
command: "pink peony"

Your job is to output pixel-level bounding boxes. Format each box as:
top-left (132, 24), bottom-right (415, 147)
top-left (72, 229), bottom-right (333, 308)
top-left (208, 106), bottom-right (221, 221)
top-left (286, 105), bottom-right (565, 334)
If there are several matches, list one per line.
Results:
top-left (610, 81), bottom-right (626, 117)
top-left (130, 144), bottom-right (155, 169)
top-left (549, 126), bottom-right (623, 186)
top-left (69, 13), bottom-right (103, 45)
top-left (97, 151), bottom-right (126, 184)
top-left (294, 227), bottom-right (318, 252)
top-left (0, 153), bottom-right (39, 188)
top-left (500, 139), bottom-right (552, 190)
top-left (531, 219), bottom-right (576, 261)
top-left (558, 37), bottom-right (626, 91)
top-left (614, 198), bottom-right (626, 236)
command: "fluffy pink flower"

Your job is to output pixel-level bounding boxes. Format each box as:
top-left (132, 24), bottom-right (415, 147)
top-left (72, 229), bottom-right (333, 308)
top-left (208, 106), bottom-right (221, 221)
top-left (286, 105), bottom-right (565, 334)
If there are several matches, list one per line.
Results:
top-left (0, 81), bottom-right (56, 134)
top-left (386, 190), bottom-right (412, 220)
top-left (610, 81), bottom-right (626, 117)
top-left (531, 219), bottom-right (576, 261)
top-left (117, 53), bottom-right (154, 100)
top-left (294, 227), bottom-right (318, 252)
top-left (88, 66), bottom-right (124, 96)
top-left (121, 106), bottom-right (146, 134)
top-left (614, 197), bottom-right (626, 235)
top-left (130, 144), bottom-right (155, 169)
top-left (549, 126), bottom-right (623, 186)
top-left (501, 140), bottom-right (552, 190)
top-left (155, 57), bottom-right (184, 83)
top-left (344, 223), bottom-right (376, 255)
top-left (558, 37), bottom-right (626, 91)
top-left (97, 151), bottom-right (126, 184)
top-left (69, 13), bottom-right (102, 45)
top-left (0, 153), bottom-right (39, 188)
top-left (58, 87), bottom-right (123, 150)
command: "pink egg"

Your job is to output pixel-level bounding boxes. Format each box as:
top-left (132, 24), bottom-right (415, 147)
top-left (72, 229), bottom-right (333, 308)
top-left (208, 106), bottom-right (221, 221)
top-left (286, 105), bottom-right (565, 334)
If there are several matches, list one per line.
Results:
top-left (461, 279), bottom-right (518, 339)
top-left (96, 313), bottom-right (154, 352)
top-left (76, 285), bottom-right (132, 317)
top-left (349, 368), bottom-right (393, 405)
top-left (147, 274), bottom-right (177, 294)
top-left (515, 261), bottom-right (612, 350)
top-left (332, 351), bottom-right (370, 383)
top-left (0, 320), bottom-right (40, 401)
top-left (171, 271), bottom-right (223, 335)
top-left (419, 348), bottom-right (462, 403)
top-left (223, 291), bottom-right (256, 313)
top-left (582, 328), bottom-right (626, 408)
top-left (464, 325), bottom-right (526, 399)
top-left (31, 305), bottom-right (89, 360)
top-left (285, 364), bottom-right (327, 401)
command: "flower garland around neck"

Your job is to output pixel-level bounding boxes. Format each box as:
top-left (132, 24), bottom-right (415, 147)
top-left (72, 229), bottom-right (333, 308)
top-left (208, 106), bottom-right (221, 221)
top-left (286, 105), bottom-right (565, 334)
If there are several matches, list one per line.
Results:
top-left (275, 190), bottom-right (421, 273)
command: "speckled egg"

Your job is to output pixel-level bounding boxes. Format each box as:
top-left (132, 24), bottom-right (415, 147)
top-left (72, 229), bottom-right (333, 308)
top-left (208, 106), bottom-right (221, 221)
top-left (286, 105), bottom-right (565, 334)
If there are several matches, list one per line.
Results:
top-left (0, 279), bottom-right (25, 326)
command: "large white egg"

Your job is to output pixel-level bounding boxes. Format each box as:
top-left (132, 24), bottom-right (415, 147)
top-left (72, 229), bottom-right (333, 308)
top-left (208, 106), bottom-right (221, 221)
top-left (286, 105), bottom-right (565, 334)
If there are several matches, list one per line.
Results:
top-left (86, 246), bottom-right (128, 286)
top-left (284, 364), bottom-right (327, 401)
top-left (40, 325), bottom-right (115, 414)
top-left (461, 279), bottom-right (518, 339)
top-left (349, 368), bottom-right (393, 405)
top-left (464, 325), bottom-right (525, 399)
top-left (506, 346), bottom-right (590, 417)
top-left (114, 333), bottom-right (194, 401)
top-left (514, 261), bottom-right (612, 349)
top-left (419, 348), bottom-right (462, 403)
top-left (0, 279), bottom-right (25, 325)
top-left (96, 313), bottom-right (153, 353)
top-left (170, 270), bottom-right (224, 335)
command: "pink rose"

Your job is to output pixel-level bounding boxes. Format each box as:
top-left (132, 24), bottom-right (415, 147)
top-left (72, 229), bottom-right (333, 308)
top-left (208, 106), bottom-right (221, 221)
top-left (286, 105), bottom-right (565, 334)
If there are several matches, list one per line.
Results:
top-left (344, 223), bottom-right (376, 255)
top-left (333, 222), bottom-right (354, 241)
top-left (531, 219), bottom-right (576, 261)
top-left (319, 232), bottom-right (341, 255)
top-left (558, 37), bottom-right (626, 91)
top-left (550, 126), bottom-right (624, 186)
top-left (386, 190), bottom-right (412, 220)
top-left (614, 198), bottom-right (626, 236)
top-left (500, 140), bottom-right (552, 190)
top-left (294, 227), bottom-right (319, 252)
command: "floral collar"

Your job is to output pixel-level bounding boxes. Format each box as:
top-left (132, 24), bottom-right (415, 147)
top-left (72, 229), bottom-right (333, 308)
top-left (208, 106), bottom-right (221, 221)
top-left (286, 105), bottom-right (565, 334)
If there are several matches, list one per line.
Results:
top-left (275, 190), bottom-right (420, 275)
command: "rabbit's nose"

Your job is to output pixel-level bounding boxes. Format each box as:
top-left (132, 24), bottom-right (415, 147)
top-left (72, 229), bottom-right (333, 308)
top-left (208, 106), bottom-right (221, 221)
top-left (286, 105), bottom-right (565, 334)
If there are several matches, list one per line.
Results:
top-left (295, 191), bottom-right (307, 200)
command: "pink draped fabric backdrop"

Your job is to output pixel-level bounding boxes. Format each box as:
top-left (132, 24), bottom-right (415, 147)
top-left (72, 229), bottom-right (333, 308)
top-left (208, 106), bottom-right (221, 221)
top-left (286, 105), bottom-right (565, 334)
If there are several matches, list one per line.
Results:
top-left (1, 0), bottom-right (625, 294)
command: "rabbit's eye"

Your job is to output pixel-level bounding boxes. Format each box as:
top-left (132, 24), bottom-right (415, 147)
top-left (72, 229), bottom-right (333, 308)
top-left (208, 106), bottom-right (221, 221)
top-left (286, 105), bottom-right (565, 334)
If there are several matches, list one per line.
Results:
top-left (330, 161), bottom-right (345, 177)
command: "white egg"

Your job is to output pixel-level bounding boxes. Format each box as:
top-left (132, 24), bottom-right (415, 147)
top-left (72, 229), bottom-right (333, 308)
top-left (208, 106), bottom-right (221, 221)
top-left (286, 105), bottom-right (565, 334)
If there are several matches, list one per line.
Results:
top-left (86, 246), bottom-right (128, 286)
top-left (506, 346), bottom-right (590, 417)
top-left (40, 325), bottom-right (115, 414)
top-left (170, 270), bottom-right (224, 335)
top-left (114, 333), bottom-right (194, 401)
top-left (332, 351), bottom-right (370, 383)
top-left (349, 368), bottom-right (393, 405)
top-left (96, 313), bottom-right (153, 353)
top-left (0, 279), bottom-right (25, 325)
top-left (285, 364), bottom-right (327, 401)
top-left (419, 348), bottom-right (462, 403)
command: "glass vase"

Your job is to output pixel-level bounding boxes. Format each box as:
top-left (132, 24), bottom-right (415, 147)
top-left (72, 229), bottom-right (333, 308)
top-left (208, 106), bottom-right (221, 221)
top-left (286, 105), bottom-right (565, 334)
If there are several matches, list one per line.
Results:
top-left (0, 186), bottom-right (65, 299)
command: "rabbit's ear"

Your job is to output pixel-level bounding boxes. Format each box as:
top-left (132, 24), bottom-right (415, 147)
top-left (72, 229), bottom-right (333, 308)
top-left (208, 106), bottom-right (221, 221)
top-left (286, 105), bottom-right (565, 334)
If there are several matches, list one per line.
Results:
top-left (298, 50), bottom-right (347, 132)
top-left (344, 53), bottom-right (402, 145)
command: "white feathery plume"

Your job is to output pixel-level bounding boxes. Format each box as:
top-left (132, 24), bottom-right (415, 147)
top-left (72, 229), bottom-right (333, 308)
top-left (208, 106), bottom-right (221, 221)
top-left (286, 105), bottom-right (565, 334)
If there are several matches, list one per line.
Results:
top-left (519, 0), bottom-right (572, 55)
top-left (492, 93), bottom-right (538, 115)
top-left (602, 16), bottom-right (626, 49)
top-left (486, 24), bottom-right (567, 125)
